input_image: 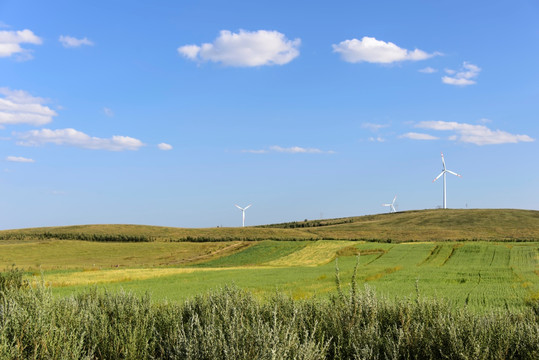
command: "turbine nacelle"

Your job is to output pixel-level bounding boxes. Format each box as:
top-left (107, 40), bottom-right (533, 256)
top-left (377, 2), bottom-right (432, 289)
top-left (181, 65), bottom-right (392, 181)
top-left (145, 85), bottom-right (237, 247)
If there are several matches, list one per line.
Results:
top-left (382, 195), bottom-right (397, 213)
top-left (235, 204), bottom-right (252, 227)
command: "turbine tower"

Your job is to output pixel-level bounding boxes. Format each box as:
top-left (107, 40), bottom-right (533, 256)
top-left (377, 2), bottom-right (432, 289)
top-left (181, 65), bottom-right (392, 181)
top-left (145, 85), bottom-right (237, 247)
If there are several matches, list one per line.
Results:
top-left (382, 196), bottom-right (397, 213)
top-left (433, 152), bottom-right (461, 209)
top-left (234, 204), bottom-right (251, 227)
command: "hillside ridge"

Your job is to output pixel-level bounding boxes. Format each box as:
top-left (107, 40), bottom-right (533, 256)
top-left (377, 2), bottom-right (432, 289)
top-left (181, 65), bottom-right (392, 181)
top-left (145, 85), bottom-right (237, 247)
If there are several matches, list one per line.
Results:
top-left (1, 209), bottom-right (538, 242)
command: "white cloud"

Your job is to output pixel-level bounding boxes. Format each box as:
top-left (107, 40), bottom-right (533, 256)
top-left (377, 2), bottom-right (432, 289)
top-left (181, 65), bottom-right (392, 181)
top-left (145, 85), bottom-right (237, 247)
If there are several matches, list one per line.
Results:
top-left (332, 36), bottom-right (438, 64)
top-left (416, 121), bottom-right (534, 145)
top-left (0, 87), bottom-right (57, 126)
top-left (16, 128), bottom-right (144, 151)
top-left (6, 155), bottom-right (34, 163)
top-left (157, 143), bottom-right (173, 151)
top-left (178, 29), bottom-right (300, 67)
top-left (243, 145), bottom-right (334, 154)
top-left (419, 67), bottom-right (437, 73)
top-left (400, 132), bottom-right (439, 140)
top-left (442, 62), bottom-right (480, 86)
top-left (368, 136), bottom-right (385, 142)
top-left (59, 35), bottom-right (94, 48)
top-left (270, 145), bottom-right (333, 154)
top-left (0, 22), bottom-right (9, 29)
top-left (103, 107), bottom-right (114, 117)
top-left (0, 29), bottom-right (42, 58)
top-left (362, 122), bottom-right (389, 131)
top-left (242, 149), bottom-right (268, 154)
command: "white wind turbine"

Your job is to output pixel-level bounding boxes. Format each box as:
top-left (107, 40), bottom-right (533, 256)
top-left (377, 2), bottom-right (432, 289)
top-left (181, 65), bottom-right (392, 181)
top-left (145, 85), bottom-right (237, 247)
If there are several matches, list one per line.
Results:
top-left (382, 196), bottom-right (397, 213)
top-left (433, 152), bottom-right (462, 209)
top-left (235, 204), bottom-right (251, 227)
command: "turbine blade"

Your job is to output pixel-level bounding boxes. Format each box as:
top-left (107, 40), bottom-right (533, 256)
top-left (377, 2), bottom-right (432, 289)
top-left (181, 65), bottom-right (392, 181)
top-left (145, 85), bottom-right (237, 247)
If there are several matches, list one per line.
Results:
top-left (441, 152), bottom-right (446, 170)
top-left (235, 205), bottom-right (243, 210)
top-left (244, 204), bottom-right (252, 210)
top-left (382, 204), bottom-right (390, 206)
top-left (433, 171), bottom-right (444, 182)
top-left (446, 170), bottom-right (462, 177)
top-left (392, 196), bottom-right (397, 204)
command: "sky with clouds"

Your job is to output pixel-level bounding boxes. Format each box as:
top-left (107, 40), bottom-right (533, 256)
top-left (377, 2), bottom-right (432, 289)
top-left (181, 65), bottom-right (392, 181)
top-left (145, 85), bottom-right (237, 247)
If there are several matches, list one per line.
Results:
top-left (0, 0), bottom-right (537, 229)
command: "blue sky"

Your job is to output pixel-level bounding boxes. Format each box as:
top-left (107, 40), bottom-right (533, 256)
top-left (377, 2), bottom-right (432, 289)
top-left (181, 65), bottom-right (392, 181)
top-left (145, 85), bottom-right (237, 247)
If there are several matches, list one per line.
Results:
top-left (0, 0), bottom-right (537, 229)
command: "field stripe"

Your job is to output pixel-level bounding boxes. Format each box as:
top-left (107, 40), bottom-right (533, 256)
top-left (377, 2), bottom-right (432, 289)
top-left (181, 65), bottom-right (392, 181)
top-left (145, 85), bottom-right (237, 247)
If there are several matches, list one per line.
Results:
top-left (38, 266), bottom-right (287, 287)
top-left (265, 241), bottom-right (357, 266)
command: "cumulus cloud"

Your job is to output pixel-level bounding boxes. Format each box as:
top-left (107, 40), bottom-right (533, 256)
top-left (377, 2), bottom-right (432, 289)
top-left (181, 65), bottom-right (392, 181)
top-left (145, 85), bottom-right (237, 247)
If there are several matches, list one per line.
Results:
top-left (59, 35), bottom-right (94, 48)
top-left (243, 145), bottom-right (334, 154)
top-left (368, 136), bottom-right (385, 142)
top-left (157, 143), bottom-right (173, 151)
top-left (6, 155), bottom-right (34, 163)
top-left (332, 36), bottom-right (438, 64)
top-left (400, 132), bottom-right (439, 140)
top-left (0, 87), bottom-right (57, 126)
top-left (442, 62), bottom-right (480, 86)
top-left (362, 122), bottom-right (389, 131)
top-left (416, 121), bottom-right (534, 145)
top-left (419, 67), bottom-right (437, 73)
top-left (16, 128), bottom-right (144, 151)
top-left (0, 29), bottom-right (42, 58)
top-left (178, 29), bottom-right (300, 67)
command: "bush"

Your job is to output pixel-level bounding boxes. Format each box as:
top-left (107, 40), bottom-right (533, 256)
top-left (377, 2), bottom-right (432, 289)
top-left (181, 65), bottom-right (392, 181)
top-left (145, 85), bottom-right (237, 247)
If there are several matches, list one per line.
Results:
top-left (0, 267), bottom-right (537, 359)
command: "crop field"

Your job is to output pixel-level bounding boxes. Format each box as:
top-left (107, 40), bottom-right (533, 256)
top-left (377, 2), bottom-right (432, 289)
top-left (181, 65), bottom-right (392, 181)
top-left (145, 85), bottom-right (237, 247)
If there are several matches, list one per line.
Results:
top-left (2, 239), bottom-right (536, 311)
top-left (1, 209), bottom-right (537, 312)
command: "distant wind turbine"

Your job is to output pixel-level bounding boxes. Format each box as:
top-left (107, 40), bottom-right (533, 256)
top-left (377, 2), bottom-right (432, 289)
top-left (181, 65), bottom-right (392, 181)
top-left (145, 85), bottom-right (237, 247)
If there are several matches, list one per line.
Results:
top-left (235, 204), bottom-right (251, 227)
top-left (433, 152), bottom-right (461, 209)
top-left (382, 196), bottom-right (397, 213)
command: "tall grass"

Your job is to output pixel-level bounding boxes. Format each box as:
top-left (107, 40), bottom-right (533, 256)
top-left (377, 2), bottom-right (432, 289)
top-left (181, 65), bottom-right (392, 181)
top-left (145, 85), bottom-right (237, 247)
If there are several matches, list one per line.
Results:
top-left (1, 267), bottom-right (538, 359)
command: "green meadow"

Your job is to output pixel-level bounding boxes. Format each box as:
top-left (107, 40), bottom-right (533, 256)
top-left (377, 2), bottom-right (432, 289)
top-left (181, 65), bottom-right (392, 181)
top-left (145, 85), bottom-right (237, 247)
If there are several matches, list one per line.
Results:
top-left (37, 241), bottom-right (535, 311)
top-left (1, 209), bottom-right (538, 311)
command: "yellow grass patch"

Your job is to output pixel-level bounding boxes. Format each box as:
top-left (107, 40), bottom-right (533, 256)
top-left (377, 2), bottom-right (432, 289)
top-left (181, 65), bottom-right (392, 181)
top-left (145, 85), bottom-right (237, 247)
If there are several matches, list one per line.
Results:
top-left (265, 241), bottom-right (356, 267)
top-left (37, 266), bottom-right (273, 287)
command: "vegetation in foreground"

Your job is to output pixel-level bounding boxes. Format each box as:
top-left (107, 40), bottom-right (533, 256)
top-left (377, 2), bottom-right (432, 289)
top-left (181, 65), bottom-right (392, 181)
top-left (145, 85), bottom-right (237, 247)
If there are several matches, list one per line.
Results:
top-left (1, 267), bottom-right (538, 360)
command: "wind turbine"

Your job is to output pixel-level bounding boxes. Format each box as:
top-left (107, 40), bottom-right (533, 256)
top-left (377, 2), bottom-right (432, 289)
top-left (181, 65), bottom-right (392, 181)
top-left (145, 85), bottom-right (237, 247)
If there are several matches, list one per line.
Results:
top-left (382, 196), bottom-right (397, 213)
top-left (234, 204), bottom-right (251, 227)
top-left (433, 152), bottom-right (461, 209)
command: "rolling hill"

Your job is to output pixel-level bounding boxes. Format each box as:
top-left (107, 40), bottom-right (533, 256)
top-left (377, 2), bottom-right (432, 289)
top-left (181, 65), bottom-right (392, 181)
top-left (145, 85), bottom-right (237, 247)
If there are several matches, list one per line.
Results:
top-left (1, 208), bottom-right (538, 242)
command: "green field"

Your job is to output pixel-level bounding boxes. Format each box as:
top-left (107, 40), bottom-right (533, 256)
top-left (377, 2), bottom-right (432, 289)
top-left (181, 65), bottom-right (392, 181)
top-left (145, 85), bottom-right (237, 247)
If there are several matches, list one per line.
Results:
top-left (1, 209), bottom-right (538, 312)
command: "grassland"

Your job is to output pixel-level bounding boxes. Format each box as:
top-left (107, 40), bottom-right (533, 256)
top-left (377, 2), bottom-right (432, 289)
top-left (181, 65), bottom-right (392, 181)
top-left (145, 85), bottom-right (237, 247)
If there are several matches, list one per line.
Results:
top-left (7, 240), bottom-right (533, 311)
top-left (1, 209), bottom-right (537, 312)
top-left (2, 208), bottom-right (538, 242)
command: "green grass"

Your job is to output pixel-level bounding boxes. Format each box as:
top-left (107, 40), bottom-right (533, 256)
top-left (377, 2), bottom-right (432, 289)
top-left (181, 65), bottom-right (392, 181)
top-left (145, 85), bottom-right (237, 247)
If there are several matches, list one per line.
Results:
top-left (45, 241), bottom-right (538, 312)
top-left (195, 240), bottom-right (307, 267)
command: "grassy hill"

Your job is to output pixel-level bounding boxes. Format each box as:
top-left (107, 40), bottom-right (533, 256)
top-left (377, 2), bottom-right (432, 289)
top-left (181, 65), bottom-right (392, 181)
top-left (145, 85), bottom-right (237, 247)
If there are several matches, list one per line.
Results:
top-left (1, 208), bottom-right (538, 242)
